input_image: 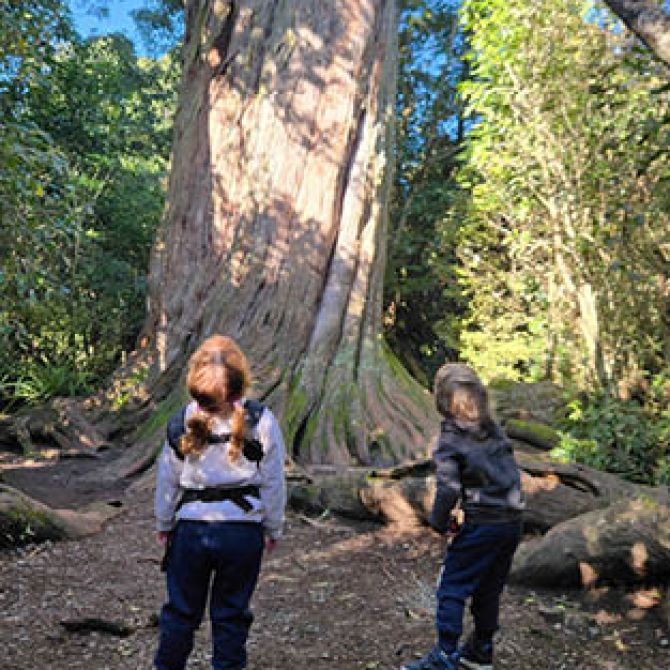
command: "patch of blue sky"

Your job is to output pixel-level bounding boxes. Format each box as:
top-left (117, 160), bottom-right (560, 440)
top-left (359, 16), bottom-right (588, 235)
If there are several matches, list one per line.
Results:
top-left (67, 0), bottom-right (147, 52)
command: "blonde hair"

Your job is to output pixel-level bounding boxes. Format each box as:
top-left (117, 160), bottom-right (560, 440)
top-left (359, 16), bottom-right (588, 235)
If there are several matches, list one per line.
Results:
top-left (433, 363), bottom-right (491, 426)
top-left (179, 335), bottom-right (251, 461)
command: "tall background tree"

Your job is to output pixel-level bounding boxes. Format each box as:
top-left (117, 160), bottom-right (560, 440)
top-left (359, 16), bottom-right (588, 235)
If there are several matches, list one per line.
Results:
top-left (384, 0), bottom-right (468, 386)
top-left (456, 0), bottom-right (669, 388)
top-left (454, 0), bottom-right (670, 482)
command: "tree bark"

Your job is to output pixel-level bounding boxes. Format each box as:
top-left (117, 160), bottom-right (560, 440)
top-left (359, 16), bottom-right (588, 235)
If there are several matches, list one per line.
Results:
top-left (114, 0), bottom-right (435, 467)
top-left (3, 399), bottom-right (110, 455)
top-left (603, 1), bottom-right (670, 67)
top-left (510, 494), bottom-right (670, 587)
top-left (286, 454), bottom-right (670, 586)
top-left (287, 445), bottom-right (664, 529)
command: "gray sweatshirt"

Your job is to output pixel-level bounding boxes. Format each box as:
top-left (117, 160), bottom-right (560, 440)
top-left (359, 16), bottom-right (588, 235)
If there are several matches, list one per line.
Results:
top-left (430, 417), bottom-right (524, 530)
top-left (154, 400), bottom-right (287, 539)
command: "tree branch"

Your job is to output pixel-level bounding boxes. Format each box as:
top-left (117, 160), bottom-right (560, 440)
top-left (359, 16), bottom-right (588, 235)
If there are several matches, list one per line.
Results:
top-left (603, 1), bottom-right (670, 67)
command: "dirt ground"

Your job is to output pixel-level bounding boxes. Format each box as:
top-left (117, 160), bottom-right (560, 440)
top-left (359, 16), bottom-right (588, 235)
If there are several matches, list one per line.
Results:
top-left (1, 455), bottom-right (669, 670)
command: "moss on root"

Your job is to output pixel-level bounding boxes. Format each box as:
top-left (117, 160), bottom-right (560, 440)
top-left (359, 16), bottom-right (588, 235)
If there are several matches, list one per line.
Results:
top-left (135, 390), bottom-right (189, 443)
top-left (281, 337), bottom-right (436, 465)
top-left (488, 377), bottom-right (518, 392)
top-left (283, 375), bottom-right (308, 442)
top-left (380, 340), bottom-right (431, 409)
top-left (505, 418), bottom-right (560, 450)
top-left (0, 504), bottom-right (63, 549)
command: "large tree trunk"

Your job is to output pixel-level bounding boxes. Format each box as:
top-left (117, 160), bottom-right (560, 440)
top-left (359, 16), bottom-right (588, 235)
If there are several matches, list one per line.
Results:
top-left (118, 0), bottom-right (435, 467)
top-left (603, 1), bottom-right (670, 66)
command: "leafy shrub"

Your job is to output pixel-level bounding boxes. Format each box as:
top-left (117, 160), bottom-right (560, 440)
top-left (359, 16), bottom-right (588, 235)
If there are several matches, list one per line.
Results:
top-left (0, 364), bottom-right (93, 407)
top-left (551, 379), bottom-right (670, 485)
top-left (0, 13), bottom-right (177, 410)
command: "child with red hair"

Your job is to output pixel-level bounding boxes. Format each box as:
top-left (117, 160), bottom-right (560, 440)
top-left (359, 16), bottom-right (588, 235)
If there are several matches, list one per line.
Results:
top-left (154, 335), bottom-right (286, 670)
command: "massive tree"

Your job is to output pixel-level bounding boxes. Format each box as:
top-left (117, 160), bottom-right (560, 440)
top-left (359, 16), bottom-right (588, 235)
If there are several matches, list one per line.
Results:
top-left (117, 0), bottom-right (435, 466)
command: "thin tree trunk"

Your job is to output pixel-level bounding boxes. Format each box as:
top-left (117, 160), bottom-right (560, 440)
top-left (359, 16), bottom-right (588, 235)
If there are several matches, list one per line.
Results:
top-left (603, 1), bottom-right (670, 67)
top-left (126, 0), bottom-right (435, 466)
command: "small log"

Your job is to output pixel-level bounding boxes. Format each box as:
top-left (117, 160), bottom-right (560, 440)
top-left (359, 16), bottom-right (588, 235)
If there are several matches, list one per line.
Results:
top-left (327, 454), bottom-right (639, 524)
top-left (504, 419), bottom-right (560, 450)
top-left (10, 398), bottom-right (110, 454)
top-left (289, 466), bottom-right (434, 529)
top-left (60, 617), bottom-right (133, 637)
top-left (289, 451), bottom-right (662, 537)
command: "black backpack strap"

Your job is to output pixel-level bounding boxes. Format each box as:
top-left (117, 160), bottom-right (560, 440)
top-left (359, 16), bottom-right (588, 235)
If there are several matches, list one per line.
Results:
top-left (166, 400), bottom-right (265, 464)
top-left (177, 485), bottom-right (261, 513)
top-left (242, 398), bottom-right (265, 429)
top-left (166, 406), bottom-right (187, 460)
top-left (242, 398), bottom-right (265, 466)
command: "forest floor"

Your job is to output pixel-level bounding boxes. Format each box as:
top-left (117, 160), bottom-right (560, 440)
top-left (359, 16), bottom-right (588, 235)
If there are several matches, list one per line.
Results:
top-left (1, 452), bottom-right (669, 670)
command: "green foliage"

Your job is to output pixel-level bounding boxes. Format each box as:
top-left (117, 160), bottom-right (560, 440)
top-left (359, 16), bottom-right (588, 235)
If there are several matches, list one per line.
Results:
top-left (383, 0), bottom-right (670, 485)
top-left (0, 120), bottom-right (90, 393)
top-left (551, 375), bottom-right (670, 485)
top-left (385, 1), bottom-right (468, 384)
top-left (131, 0), bottom-right (183, 56)
top-left (0, 2), bottom-right (179, 408)
top-left (456, 0), bottom-right (670, 388)
top-left (505, 418), bottom-right (560, 449)
top-left (0, 1), bottom-right (74, 116)
top-left (0, 364), bottom-right (93, 405)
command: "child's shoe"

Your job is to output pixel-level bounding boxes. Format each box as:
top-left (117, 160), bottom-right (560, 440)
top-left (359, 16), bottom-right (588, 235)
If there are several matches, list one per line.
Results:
top-left (401, 646), bottom-right (460, 670)
top-left (458, 635), bottom-right (493, 670)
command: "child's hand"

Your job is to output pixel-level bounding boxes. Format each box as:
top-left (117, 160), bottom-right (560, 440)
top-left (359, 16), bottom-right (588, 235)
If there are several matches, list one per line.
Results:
top-left (448, 508), bottom-right (464, 534)
top-left (157, 531), bottom-right (172, 545)
top-left (447, 516), bottom-right (462, 535)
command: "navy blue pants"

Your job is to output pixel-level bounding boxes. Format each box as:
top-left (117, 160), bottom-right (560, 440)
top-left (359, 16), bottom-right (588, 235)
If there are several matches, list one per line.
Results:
top-left (436, 520), bottom-right (522, 652)
top-left (155, 520), bottom-right (264, 670)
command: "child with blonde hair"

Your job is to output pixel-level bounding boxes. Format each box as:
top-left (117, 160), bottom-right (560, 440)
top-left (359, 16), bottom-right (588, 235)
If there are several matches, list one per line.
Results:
top-left (402, 364), bottom-right (524, 670)
top-left (154, 335), bottom-right (286, 670)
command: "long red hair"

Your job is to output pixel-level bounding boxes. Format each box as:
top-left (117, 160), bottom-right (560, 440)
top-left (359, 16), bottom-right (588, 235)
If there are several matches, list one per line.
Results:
top-left (179, 335), bottom-right (251, 461)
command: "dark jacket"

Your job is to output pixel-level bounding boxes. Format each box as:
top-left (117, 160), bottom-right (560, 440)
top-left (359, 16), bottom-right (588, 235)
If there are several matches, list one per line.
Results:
top-left (429, 417), bottom-right (524, 531)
